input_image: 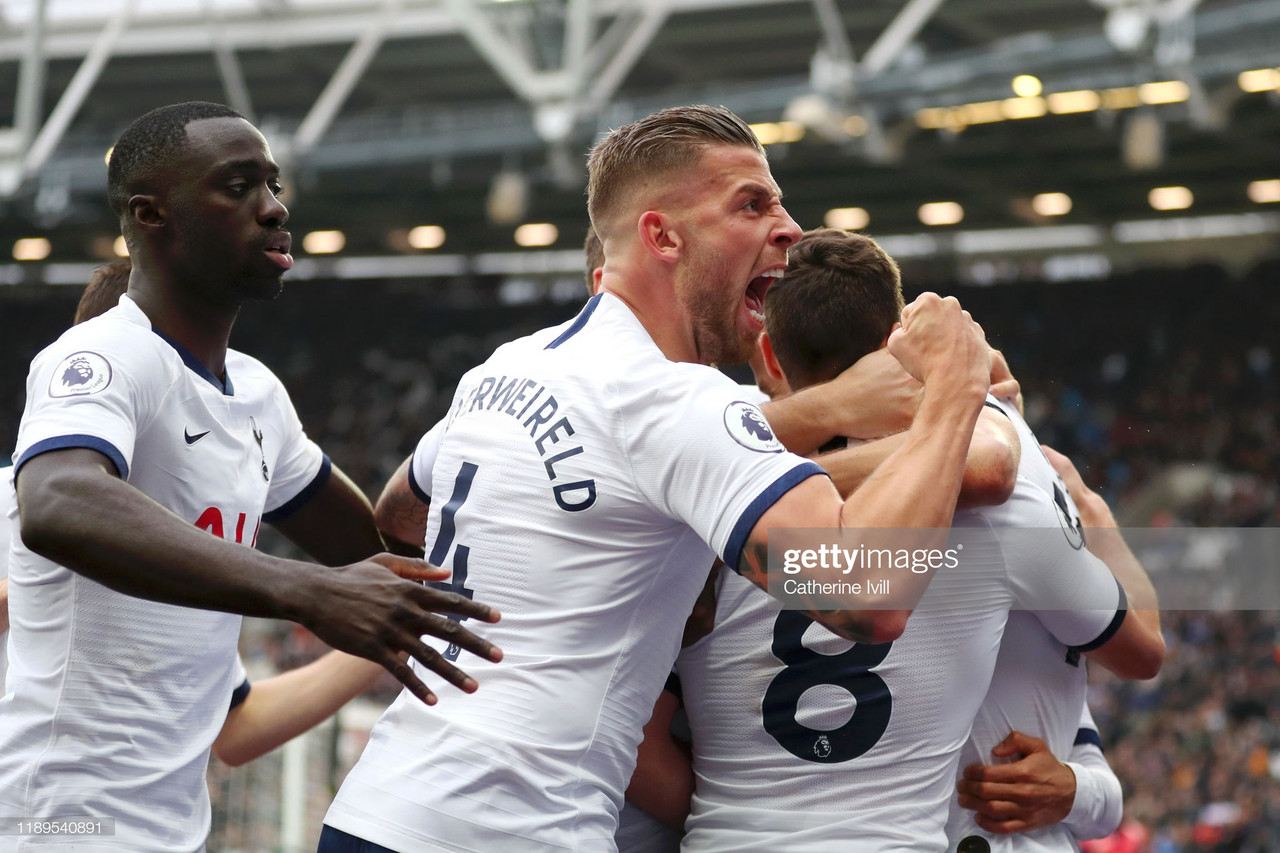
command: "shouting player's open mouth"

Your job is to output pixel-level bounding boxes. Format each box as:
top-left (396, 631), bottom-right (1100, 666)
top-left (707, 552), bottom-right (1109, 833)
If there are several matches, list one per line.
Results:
top-left (745, 267), bottom-right (784, 330)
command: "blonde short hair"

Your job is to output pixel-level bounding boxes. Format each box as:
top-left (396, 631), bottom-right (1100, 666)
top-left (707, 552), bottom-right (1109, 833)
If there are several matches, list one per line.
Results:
top-left (587, 104), bottom-right (763, 237)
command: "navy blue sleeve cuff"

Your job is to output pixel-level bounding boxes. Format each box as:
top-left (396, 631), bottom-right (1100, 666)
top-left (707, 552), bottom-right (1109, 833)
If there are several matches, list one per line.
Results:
top-left (1071, 577), bottom-right (1128, 654)
top-left (14, 435), bottom-right (129, 480)
top-left (263, 455), bottom-right (332, 523)
top-left (228, 678), bottom-right (251, 712)
top-left (407, 455), bottom-right (431, 504)
top-left (1074, 727), bottom-right (1104, 750)
top-left (723, 461), bottom-right (827, 571)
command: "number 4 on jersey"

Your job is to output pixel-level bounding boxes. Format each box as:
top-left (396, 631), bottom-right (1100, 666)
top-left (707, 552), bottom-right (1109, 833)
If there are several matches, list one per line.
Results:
top-left (427, 462), bottom-right (478, 662)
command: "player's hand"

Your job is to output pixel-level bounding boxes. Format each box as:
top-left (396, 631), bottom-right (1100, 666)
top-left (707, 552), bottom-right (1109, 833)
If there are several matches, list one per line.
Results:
top-left (1042, 445), bottom-right (1116, 529)
top-left (300, 554), bottom-right (502, 706)
top-left (824, 349), bottom-right (922, 439)
top-left (988, 348), bottom-right (1023, 414)
top-left (887, 293), bottom-right (990, 395)
top-left (957, 731), bottom-right (1076, 834)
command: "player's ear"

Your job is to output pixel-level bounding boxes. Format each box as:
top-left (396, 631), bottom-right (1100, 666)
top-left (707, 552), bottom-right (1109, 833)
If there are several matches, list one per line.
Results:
top-left (128, 194), bottom-right (166, 232)
top-left (759, 331), bottom-right (786, 383)
top-left (637, 210), bottom-right (680, 261)
top-left (591, 266), bottom-right (603, 295)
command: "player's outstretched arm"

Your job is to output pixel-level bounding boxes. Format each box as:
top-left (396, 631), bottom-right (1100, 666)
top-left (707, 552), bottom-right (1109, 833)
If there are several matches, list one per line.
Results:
top-left (814, 404), bottom-right (1019, 508)
top-left (1042, 445), bottom-right (1164, 680)
top-left (760, 348), bottom-right (921, 455)
top-left (16, 448), bottom-right (501, 705)
top-left (956, 731), bottom-right (1077, 835)
top-left (762, 343), bottom-right (1019, 457)
top-left (739, 294), bottom-right (992, 643)
top-left (213, 651), bottom-right (385, 767)
top-left (624, 688), bottom-right (693, 831)
top-left (0, 577), bottom-right (8, 635)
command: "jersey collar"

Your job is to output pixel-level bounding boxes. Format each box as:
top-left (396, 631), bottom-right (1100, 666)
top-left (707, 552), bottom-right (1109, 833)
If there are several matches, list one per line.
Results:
top-left (117, 294), bottom-right (235, 396)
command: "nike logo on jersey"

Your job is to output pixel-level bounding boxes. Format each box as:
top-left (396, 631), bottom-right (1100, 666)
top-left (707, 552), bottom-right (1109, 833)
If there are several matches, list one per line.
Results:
top-left (184, 428), bottom-right (211, 445)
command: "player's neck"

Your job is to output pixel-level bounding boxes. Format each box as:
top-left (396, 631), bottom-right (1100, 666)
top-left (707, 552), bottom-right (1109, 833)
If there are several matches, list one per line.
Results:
top-left (128, 279), bottom-right (238, 381)
top-left (599, 274), bottom-right (699, 364)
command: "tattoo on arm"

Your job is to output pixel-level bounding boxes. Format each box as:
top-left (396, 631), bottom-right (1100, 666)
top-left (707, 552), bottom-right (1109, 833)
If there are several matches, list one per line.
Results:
top-left (736, 538), bottom-right (770, 590)
top-left (736, 536), bottom-right (864, 638)
top-left (682, 562), bottom-right (721, 648)
top-left (376, 476), bottom-right (430, 550)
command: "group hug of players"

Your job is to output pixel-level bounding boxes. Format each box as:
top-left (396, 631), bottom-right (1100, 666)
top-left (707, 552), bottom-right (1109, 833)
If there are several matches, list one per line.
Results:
top-left (0, 100), bottom-right (1161, 853)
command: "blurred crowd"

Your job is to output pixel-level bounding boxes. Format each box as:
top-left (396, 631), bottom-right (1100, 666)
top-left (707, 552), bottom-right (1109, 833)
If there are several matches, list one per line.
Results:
top-left (3, 257), bottom-right (1277, 851)
top-left (905, 259), bottom-right (1280, 524)
top-left (1084, 611), bottom-right (1280, 852)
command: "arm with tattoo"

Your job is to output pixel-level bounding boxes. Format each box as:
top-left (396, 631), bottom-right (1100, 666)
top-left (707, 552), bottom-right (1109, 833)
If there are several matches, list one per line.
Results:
top-left (374, 456), bottom-right (430, 557)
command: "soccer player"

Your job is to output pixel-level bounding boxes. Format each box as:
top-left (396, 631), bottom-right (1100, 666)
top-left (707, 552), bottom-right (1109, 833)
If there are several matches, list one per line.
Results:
top-left (945, 447), bottom-right (1129, 851)
top-left (589, 227), bottom-right (1010, 853)
top-left (587, 226), bottom-right (688, 853)
top-left (0, 466), bottom-right (11, 686)
top-left (1, 260), bottom-right (132, 693)
top-left (597, 222), bottom-right (921, 445)
top-left (0, 102), bottom-right (499, 852)
top-left (586, 225), bottom-right (924, 454)
top-left (321, 104), bottom-right (993, 851)
top-left (1, 256), bottom-right (391, 771)
top-left (672, 227), bottom-right (1160, 851)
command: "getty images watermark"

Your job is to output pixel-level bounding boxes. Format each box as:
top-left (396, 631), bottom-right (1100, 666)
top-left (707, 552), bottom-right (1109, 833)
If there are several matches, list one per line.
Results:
top-left (767, 527), bottom-right (1280, 612)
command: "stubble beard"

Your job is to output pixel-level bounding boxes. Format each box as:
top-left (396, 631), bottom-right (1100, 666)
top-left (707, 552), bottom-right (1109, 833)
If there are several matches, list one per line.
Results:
top-left (173, 219), bottom-right (283, 306)
top-left (677, 251), bottom-right (753, 366)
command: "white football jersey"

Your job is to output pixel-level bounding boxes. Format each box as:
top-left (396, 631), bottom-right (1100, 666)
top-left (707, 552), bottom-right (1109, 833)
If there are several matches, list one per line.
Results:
top-left (677, 400), bottom-right (1126, 853)
top-left (947, 702), bottom-right (1121, 852)
top-left (944, 409), bottom-right (1123, 853)
top-left (736, 384), bottom-right (770, 406)
top-left (324, 293), bottom-right (823, 852)
top-left (1061, 705), bottom-right (1123, 843)
top-left (0, 295), bottom-right (325, 853)
top-left (615, 668), bottom-right (688, 853)
top-left (944, 609), bottom-right (1096, 853)
top-left (615, 806), bottom-right (681, 853)
top-left (1, 468), bottom-right (13, 689)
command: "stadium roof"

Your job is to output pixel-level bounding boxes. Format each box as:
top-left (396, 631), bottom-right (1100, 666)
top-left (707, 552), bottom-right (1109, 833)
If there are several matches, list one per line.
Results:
top-left (1, 0), bottom-right (1279, 279)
